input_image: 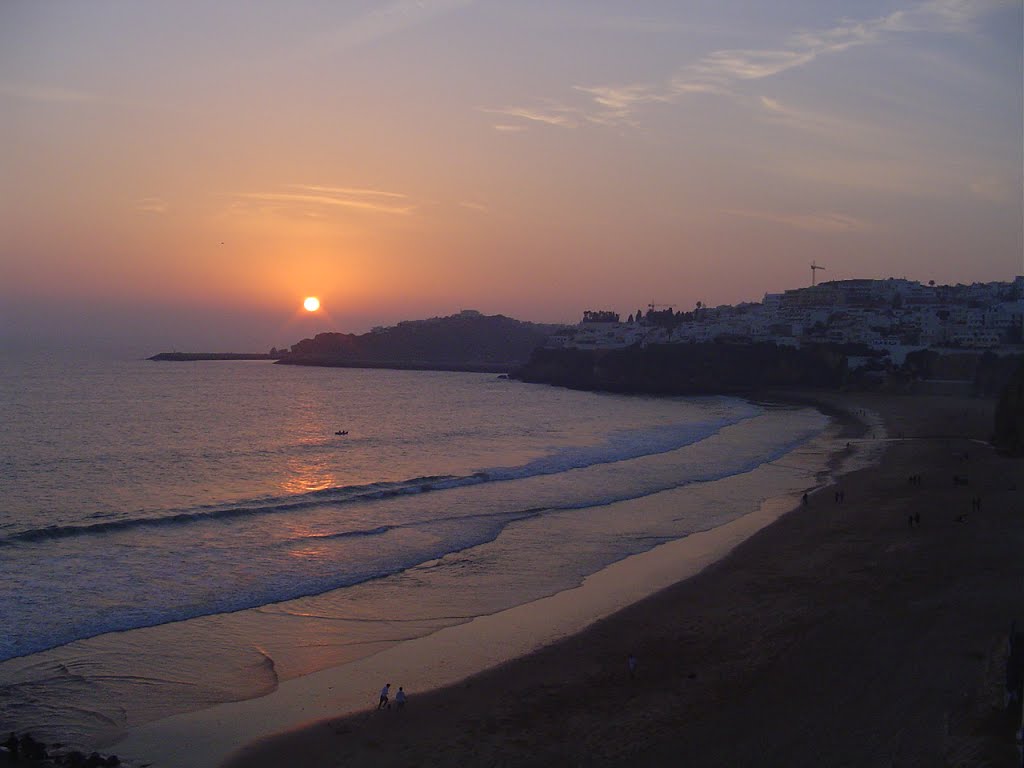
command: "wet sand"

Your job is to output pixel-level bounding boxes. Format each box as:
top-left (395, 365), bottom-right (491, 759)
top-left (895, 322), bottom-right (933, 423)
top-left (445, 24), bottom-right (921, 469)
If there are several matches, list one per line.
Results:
top-left (4, 393), bottom-right (1021, 768)
top-left (108, 398), bottom-right (839, 768)
top-left (221, 392), bottom-right (1023, 768)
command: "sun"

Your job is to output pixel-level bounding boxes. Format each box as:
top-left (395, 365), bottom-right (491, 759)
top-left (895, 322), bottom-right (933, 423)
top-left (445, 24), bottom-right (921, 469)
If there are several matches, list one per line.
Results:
top-left (303, 296), bottom-right (321, 312)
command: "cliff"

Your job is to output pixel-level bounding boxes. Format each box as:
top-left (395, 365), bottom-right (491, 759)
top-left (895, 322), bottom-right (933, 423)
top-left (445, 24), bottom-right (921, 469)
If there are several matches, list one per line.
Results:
top-left (992, 360), bottom-right (1024, 454)
top-left (510, 342), bottom-right (852, 394)
top-left (901, 349), bottom-right (1024, 397)
top-left (279, 312), bottom-right (562, 372)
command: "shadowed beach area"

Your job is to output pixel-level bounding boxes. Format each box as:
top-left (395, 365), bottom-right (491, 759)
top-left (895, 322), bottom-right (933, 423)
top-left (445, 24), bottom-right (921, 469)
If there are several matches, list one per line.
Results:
top-left (218, 393), bottom-right (1023, 768)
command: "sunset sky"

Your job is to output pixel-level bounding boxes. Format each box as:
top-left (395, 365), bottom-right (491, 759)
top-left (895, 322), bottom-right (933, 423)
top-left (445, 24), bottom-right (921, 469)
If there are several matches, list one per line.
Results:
top-left (2, 0), bottom-right (1022, 354)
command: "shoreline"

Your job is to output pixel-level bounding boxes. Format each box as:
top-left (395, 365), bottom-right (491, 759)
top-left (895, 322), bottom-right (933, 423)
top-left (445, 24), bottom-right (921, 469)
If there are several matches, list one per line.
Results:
top-left (113, 477), bottom-right (839, 766)
top-left (112, 488), bottom-right (827, 768)
top-left (101, 394), bottom-right (857, 768)
top-left (0, 391), bottom-right (834, 763)
top-left (217, 391), bottom-right (1023, 768)
top-left (6, 391), bottom-right (1018, 767)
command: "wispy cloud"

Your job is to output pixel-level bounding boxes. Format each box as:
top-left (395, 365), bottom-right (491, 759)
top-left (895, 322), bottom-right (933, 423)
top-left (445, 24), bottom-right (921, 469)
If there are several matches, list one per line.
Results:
top-left (233, 185), bottom-right (415, 216)
top-left (908, 0), bottom-right (1017, 30)
top-left (492, 0), bottom-right (1008, 128)
top-left (617, 10), bottom-right (904, 107)
top-left (135, 197), bottom-right (168, 214)
top-left (320, 0), bottom-right (475, 53)
top-left (720, 208), bottom-right (870, 233)
top-left (757, 96), bottom-right (882, 144)
top-left (571, 84), bottom-right (671, 124)
top-left (287, 184), bottom-right (408, 200)
top-left (968, 176), bottom-right (1016, 203)
top-left (0, 82), bottom-right (95, 104)
top-left (479, 104), bottom-right (579, 129)
top-left (459, 200), bottom-right (489, 213)
top-left (759, 152), bottom-right (951, 197)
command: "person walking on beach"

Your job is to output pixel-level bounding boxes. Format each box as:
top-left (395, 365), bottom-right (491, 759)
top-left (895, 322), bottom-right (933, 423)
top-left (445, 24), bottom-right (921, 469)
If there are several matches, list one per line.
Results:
top-left (628, 653), bottom-right (638, 679)
top-left (395, 686), bottom-right (407, 710)
top-left (378, 683), bottom-right (391, 710)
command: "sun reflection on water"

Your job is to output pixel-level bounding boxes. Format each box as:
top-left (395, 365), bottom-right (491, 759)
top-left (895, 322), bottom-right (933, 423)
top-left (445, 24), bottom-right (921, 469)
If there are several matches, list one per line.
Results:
top-left (280, 457), bottom-right (336, 495)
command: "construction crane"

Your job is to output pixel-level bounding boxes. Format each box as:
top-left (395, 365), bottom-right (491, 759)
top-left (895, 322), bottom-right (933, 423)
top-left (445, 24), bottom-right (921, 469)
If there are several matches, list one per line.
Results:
top-left (810, 261), bottom-right (826, 286)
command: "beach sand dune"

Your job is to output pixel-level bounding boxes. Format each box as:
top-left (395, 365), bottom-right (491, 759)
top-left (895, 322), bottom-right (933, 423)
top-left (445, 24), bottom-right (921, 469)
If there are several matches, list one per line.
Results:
top-left (222, 394), bottom-right (1024, 767)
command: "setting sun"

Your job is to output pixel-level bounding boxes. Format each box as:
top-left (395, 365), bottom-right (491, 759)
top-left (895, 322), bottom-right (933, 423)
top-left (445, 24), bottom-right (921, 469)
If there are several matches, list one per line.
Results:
top-left (303, 296), bottom-right (320, 312)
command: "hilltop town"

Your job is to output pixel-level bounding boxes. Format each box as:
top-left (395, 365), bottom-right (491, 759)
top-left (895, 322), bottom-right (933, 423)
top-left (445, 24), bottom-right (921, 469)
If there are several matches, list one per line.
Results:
top-left (509, 276), bottom-right (1024, 403)
top-left (550, 276), bottom-right (1024, 364)
top-left (265, 276), bottom-right (1024, 388)
top-left (153, 276), bottom-right (1024, 396)
top-left (148, 276), bottom-right (1024, 448)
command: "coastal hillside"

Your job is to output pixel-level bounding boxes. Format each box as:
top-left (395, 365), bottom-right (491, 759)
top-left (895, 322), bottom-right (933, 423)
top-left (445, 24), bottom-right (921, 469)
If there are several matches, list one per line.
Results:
top-left (511, 342), bottom-right (850, 394)
top-left (279, 310), bottom-right (564, 372)
top-left (993, 359), bottom-right (1024, 454)
top-left (511, 342), bottom-right (1024, 397)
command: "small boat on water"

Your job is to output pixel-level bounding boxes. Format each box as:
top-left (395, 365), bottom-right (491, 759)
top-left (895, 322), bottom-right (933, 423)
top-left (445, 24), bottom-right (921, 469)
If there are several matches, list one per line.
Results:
top-left (335, 430), bottom-right (349, 436)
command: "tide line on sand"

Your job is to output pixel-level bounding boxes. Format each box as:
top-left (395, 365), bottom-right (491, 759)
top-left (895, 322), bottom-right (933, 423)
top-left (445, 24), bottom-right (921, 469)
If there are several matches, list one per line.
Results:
top-left (113, 475), bottom-right (823, 768)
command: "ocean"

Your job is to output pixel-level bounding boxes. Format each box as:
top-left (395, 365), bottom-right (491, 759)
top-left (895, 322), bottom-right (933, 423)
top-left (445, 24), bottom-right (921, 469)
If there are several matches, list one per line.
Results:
top-left (0, 352), bottom-right (861, 751)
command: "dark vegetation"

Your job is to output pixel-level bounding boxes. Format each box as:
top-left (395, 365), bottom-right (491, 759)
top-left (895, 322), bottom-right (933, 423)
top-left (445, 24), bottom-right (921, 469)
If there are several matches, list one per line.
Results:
top-left (278, 312), bottom-right (562, 372)
top-left (902, 349), bottom-right (1024, 397)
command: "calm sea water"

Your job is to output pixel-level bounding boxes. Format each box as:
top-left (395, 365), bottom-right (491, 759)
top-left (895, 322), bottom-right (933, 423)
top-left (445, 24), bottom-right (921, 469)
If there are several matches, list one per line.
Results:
top-left (0, 351), bottom-right (841, 749)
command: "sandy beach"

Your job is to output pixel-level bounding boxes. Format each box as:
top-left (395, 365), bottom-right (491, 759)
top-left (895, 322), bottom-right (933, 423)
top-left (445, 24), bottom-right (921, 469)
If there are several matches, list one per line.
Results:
top-left (4, 392), bottom-right (1019, 768)
top-left (219, 392), bottom-right (1023, 768)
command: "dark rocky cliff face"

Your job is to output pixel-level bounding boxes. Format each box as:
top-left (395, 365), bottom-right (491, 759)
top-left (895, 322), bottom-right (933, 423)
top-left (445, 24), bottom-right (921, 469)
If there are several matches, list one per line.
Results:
top-left (513, 343), bottom-right (1024, 399)
top-left (510, 342), bottom-right (849, 394)
top-left (992, 360), bottom-right (1024, 455)
top-left (903, 349), bottom-right (1024, 397)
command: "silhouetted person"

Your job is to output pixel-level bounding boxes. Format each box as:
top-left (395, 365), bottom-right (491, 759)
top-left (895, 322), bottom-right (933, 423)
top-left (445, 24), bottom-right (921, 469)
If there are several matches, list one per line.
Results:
top-left (628, 654), bottom-right (638, 679)
top-left (395, 686), bottom-right (407, 710)
top-left (378, 683), bottom-right (391, 710)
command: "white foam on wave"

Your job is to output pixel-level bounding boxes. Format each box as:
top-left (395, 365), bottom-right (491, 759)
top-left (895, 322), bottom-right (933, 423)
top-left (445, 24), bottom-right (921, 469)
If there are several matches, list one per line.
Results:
top-left (0, 399), bottom-right (819, 666)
